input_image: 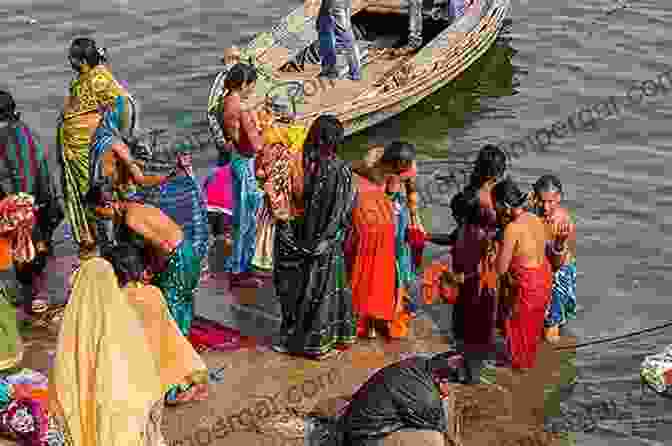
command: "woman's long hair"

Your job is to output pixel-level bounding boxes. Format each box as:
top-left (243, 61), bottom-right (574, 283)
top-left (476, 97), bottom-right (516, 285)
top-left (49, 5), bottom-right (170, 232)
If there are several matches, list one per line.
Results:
top-left (303, 114), bottom-right (344, 177)
top-left (451, 144), bottom-right (507, 225)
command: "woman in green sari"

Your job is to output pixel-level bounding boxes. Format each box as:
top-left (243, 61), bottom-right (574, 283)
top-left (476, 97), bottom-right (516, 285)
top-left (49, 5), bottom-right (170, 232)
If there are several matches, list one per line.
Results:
top-left (58, 38), bottom-right (135, 259)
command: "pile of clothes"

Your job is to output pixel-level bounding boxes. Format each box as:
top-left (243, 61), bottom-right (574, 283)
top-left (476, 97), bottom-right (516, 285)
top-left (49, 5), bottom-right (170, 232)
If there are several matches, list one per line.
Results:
top-left (0, 368), bottom-right (58, 446)
top-left (641, 344), bottom-right (672, 396)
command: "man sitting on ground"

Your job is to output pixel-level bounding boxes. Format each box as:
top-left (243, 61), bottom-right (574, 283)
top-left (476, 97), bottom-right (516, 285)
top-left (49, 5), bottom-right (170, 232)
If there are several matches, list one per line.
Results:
top-left (306, 352), bottom-right (462, 446)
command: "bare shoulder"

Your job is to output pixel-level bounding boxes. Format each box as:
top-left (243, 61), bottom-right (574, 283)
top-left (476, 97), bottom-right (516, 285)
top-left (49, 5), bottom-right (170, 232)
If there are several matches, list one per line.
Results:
top-left (144, 284), bottom-right (164, 295)
top-left (503, 221), bottom-right (521, 238)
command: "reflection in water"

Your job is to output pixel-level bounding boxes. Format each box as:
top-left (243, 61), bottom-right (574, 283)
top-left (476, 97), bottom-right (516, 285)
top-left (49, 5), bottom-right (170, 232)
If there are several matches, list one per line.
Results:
top-left (342, 25), bottom-right (518, 160)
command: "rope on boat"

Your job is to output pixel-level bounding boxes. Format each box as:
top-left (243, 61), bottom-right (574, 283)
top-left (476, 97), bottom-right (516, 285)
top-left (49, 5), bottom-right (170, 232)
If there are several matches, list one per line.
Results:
top-left (554, 320), bottom-right (672, 351)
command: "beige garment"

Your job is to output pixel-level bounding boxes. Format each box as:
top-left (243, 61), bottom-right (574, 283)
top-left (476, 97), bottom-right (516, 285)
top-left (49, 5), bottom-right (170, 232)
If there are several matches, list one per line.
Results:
top-left (123, 283), bottom-right (208, 393)
top-left (48, 257), bottom-right (165, 446)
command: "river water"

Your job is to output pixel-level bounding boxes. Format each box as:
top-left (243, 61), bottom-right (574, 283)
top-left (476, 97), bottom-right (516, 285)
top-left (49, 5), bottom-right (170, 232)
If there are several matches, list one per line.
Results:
top-left (1, 0), bottom-right (671, 443)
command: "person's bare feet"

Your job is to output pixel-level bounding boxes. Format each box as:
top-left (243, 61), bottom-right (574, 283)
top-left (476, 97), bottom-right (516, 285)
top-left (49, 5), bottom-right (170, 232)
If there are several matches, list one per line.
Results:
top-left (544, 326), bottom-right (560, 344)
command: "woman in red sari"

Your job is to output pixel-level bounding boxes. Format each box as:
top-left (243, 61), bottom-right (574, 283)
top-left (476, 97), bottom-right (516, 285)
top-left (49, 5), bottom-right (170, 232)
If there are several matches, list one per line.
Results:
top-left (492, 177), bottom-right (572, 371)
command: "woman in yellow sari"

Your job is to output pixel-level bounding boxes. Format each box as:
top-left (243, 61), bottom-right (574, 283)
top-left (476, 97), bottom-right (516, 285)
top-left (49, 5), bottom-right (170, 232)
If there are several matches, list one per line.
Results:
top-left (47, 254), bottom-right (208, 446)
top-left (58, 38), bottom-right (134, 258)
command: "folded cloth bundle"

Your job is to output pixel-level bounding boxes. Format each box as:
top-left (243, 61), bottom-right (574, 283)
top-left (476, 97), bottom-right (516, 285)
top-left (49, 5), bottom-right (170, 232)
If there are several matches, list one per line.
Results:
top-left (641, 344), bottom-right (672, 395)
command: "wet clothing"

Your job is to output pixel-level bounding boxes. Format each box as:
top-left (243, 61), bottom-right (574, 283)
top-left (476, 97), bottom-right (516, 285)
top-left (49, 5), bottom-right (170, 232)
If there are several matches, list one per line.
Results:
top-left (152, 240), bottom-right (202, 337)
top-left (545, 262), bottom-right (577, 327)
top-left (452, 203), bottom-right (499, 382)
top-left (504, 256), bottom-right (553, 370)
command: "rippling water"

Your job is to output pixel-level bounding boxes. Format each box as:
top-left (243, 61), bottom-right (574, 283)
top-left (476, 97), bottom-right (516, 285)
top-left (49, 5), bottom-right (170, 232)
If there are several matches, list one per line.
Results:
top-left (2, 0), bottom-right (672, 443)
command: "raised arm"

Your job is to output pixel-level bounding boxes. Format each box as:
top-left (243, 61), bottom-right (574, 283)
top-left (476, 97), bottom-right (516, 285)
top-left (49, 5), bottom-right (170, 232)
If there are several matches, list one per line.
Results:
top-left (111, 142), bottom-right (167, 186)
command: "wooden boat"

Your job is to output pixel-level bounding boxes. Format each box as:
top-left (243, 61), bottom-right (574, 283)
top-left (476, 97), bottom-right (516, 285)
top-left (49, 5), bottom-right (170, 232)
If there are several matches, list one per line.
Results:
top-left (238, 0), bottom-right (511, 136)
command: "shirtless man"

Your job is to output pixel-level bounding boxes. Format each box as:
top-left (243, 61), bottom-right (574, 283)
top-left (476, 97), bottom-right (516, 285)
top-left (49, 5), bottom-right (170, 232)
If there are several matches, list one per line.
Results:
top-left (492, 177), bottom-right (572, 370)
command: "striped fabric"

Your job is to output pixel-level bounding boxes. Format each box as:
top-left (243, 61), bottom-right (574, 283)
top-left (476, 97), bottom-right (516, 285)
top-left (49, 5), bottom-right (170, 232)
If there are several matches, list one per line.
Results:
top-left (0, 121), bottom-right (51, 200)
top-left (544, 262), bottom-right (577, 327)
top-left (138, 175), bottom-right (210, 260)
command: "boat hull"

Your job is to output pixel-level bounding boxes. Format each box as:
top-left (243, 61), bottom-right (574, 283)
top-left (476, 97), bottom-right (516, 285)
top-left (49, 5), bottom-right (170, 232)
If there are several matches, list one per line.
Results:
top-left (240, 0), bottom-right (512, 136)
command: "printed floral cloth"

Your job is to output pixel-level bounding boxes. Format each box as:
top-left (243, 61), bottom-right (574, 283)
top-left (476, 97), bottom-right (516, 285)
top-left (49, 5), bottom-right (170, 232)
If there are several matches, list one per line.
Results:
top-left (641, 344), bottom-right (672, 395)
top-left (0, 369), bottom-right (54, 446)
top-left (0, 193), bottom-right (36, 263)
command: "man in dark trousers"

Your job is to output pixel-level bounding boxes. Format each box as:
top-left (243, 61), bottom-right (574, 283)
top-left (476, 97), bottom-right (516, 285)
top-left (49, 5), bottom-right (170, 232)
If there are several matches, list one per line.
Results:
top-left (317, 0), bottom-right (362, 80)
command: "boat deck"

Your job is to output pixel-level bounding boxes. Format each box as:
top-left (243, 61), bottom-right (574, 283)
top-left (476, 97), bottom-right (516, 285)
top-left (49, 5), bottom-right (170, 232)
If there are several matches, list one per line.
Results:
top-left (245, 51), bottom-right (408, 118)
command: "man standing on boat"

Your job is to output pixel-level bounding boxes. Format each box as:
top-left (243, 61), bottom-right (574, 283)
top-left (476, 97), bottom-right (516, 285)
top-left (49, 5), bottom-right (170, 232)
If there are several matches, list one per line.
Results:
top-left (395, 0), bottom-right (469, 56)
top-left (317, 0), bottom-right (362, 80)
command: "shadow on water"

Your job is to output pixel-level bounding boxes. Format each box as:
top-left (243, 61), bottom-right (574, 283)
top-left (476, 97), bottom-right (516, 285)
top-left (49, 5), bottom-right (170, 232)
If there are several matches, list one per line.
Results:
top-left (341, 27), bottom-right (519, 160)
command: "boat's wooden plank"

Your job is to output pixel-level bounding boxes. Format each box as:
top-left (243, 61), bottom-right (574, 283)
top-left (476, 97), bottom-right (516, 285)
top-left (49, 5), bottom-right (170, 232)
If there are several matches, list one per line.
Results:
top-left (240, 0), bottom-right (509, 135)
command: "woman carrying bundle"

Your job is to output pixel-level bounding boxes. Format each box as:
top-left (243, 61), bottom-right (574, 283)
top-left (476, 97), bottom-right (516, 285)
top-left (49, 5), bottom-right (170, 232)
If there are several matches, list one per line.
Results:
top-left (252, 95), bottom-right (308, 272)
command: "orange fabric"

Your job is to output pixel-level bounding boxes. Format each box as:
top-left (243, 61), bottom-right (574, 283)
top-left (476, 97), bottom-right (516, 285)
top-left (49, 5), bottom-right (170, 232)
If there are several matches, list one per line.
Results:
top-left (388, 286), bottom-right (412, 338)
top-left (0, 238), bottom-right (11, 271)
top-left (349, 175), bottom-right (396, 321)
top-left (422, 256), bottom-right (461, 305)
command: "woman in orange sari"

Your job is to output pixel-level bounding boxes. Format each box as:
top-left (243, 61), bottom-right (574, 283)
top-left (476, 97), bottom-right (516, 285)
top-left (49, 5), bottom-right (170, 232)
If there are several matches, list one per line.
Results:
top-left (347, 141), bottom-right (418, 339)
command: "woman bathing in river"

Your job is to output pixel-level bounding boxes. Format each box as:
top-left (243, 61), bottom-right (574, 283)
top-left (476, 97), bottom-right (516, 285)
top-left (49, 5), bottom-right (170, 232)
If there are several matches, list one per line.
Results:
top-left (492, 177), bottom-right (573, 371)
top-left (448, 145), bottom-right (507, 383)
top-left (529, 175), bottom-right (577, 344)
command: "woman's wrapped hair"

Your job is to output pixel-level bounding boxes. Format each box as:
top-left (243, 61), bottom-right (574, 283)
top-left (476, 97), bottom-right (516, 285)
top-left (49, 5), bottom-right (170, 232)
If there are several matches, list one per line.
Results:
top-left (492, 176), bottom-right (526, 208)
top-left (102, 242), bottom-right (145, 287)
top-left (69, 37), bottom-right (105, 67)
top-left (533, 174), bottom-right (563, 195)
top-left (380, 141), bottom-right (416, 164)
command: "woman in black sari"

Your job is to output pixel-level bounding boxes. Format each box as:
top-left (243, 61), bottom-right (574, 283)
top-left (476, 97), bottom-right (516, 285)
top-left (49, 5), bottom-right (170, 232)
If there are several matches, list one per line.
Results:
top-left (272, 115), bottom-right (358, 360)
